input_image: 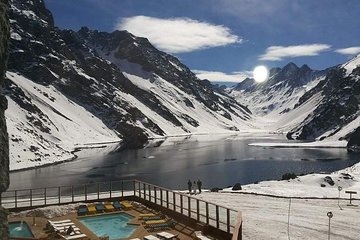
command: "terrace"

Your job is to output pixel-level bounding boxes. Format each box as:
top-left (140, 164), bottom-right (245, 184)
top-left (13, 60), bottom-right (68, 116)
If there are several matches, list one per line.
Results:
top-left (2, 180), bottom-right (242, 240)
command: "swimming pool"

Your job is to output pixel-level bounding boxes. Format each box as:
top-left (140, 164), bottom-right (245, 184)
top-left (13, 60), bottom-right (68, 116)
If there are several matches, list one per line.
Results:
top-left (9, 221), bottom-right (34, 238)
top-left (79, 212), bottom-right (138, 239)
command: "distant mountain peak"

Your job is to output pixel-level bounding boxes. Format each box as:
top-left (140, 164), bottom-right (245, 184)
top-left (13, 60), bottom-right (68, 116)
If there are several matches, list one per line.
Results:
top-left (283, 62), bottom-right (299, 71)
top-left (300, 64), bottom-right (311, 71)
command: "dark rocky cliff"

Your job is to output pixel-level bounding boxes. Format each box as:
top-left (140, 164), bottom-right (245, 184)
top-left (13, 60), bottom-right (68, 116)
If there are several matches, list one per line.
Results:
top-left (0, 0), bottom-right (9, 238)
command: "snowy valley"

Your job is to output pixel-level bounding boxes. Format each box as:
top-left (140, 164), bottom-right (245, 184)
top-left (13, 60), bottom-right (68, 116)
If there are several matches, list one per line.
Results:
top-left (5, 0), bottom-right (360, 176)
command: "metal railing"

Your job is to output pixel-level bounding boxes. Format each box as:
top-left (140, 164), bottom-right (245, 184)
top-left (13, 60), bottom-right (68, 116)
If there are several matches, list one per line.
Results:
top-left (1, 180), bottom-right (134, 209)
top-left (133, 180), bottom-right (238, 233)
top-left (1, 179), bottom-right (241, 236)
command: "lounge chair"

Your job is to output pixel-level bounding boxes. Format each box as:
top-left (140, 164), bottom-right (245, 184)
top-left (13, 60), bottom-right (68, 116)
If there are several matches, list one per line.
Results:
top-left (142, 216), bottom-right (163, 221)
top-left (49, 221), bottom-right (76, 229)
top-left (53, 224), bottom-right (81, 235)
top-left (194, 231), bottom-right (212, 240)
top-left (95, 203), bottom-right (105, 213)
top-left (87, 204), bottom-right (97, 215)
top-left (104, 202), bottom-right (115, 212)
top-left (77, 205), bottom-right (88, 216)
top-left (121, 201), bottom-right (133, 210)
top-left (48, 219), bottom-right (72, 224)
top-left (144, 235), bottom-right (161, 240)
top-left (113, 201), bottom-right (122, 210)
top-left (156, 231), bottom-right (178, 239)
top-left (53, 222), bottom-right (87, 240)
top-left (144, 219), bottom-right (168, 226)
top-left (146, 220), bottom-right (177, 232)
top-left (139, 213), bottom-right (157, 219)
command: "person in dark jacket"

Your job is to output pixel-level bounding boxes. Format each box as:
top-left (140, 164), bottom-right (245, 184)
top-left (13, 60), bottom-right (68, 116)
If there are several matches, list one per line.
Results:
top-left (197, 179), bottom-right (202, 193)
top-left (187, 179), bottom-right (192, 194)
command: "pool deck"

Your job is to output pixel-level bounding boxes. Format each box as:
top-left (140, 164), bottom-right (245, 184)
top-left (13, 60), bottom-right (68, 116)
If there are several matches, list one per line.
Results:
top-left (9, 205), bottom-right (202, 239)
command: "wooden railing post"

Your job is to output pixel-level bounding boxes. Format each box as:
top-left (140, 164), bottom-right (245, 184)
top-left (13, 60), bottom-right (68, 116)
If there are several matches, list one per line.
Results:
top-left (154, 187), bottom-right (157, 204)
top-left (160, 189), bottom-right (163, 206)
top-left (110, 182), bottom-right (112, 199)
top-left (227, 208), bottom-right (230, 233)
top-left (173, 192), bottom-right (176, 211)
top-left (138, 182), bottom-right (141, 198)
top-left (188, 197), bottom-right (191, 218)
top-left (206, 202), bottom-right (209, 225)
top-left (85, 184), bottom-right (87, 201)
top-left (44, 188), bottom-right (47, 206)
top-left (166, 190), bottom-right (169, 209)
top-left (196, 199), bottom-right (200, 221)
top-left (58, 186), bottom-right (61, 204)
top-left (71, 186), bottom-right (74, 203)
top-left (30, 189), bottom-right (32, 207)
top-left (216, 205), bottom-right (219, 228)
top-left (97, 183), bottom-right (100, 200)
top-left (133, 180), bottom-right (136, 196)
top-left (121, 181), bottom-right (124, 197)
top-left (148, 185), bottom-right (151, 202)
top-left (15, 190), bottom-right (17, 208)
top-left (180, 194), bottom-right (183, 214)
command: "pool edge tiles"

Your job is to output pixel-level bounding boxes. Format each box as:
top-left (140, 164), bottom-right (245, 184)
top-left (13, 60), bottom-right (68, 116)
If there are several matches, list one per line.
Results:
top-left (79, 212), bottom-right (139, 240)
top-left (9, 221), bottom-right (35, 239)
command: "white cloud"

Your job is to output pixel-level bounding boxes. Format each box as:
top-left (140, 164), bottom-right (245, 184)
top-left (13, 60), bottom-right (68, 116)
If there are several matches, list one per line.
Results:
top-left (259, 44), bottom-right (331, 61)
top-left (115, 16), bottom-right (242, 54)
top-left (193, 70), bottom-right (251, 83)
top-left (335, 47), bottom-right (360, 55)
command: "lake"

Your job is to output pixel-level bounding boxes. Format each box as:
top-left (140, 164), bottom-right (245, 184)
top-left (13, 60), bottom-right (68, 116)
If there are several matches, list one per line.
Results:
top-left (9, 134), bottom-right (360, 190)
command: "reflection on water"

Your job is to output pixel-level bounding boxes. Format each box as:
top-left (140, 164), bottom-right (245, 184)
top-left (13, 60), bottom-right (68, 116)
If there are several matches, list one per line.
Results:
top-left (9, 134), bottom-right (360, 190)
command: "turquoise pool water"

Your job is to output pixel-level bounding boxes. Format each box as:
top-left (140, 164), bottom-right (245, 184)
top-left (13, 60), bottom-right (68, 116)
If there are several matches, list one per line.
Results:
top-left (79, 213), bottom-right (138, 239)
top-left (9, 221), bottom-right (34, 238)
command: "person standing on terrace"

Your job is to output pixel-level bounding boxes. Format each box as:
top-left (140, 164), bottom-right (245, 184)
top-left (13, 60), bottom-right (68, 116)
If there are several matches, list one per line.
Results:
top-left (187, 179), bottom-right (192, 194)
top-left (197, 179), bottom-right (202, 194)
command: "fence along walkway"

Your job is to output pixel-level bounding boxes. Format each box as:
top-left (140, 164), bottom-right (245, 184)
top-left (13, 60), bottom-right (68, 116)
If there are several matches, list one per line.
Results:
top-left (1, 179), bottom-right (240, 234)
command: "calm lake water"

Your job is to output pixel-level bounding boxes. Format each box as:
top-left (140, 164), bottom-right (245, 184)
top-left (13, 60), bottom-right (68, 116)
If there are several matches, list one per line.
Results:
top-left (9, 134), bottom-right (360, 190)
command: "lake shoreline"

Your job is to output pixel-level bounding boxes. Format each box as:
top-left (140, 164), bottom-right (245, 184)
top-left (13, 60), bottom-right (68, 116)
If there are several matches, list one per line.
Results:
top-left (9, 134), bottom-right (358, 191)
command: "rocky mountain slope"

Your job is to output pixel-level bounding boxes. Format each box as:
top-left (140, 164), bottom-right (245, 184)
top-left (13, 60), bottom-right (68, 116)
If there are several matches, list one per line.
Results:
top-left (0, 0), bottom-right (9, 238)
top-left (287, 55), bottom-right (360, 142)
top-left (6, 0), bottom-right (253, 170)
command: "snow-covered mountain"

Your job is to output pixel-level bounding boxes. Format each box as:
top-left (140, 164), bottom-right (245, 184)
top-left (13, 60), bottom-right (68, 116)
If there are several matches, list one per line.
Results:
top-left (6, 0), bottom-right (253, 170)
top-left (230, 57), bottom-right (360, 144)
top-left (231, 62), bottom-right (329, 116)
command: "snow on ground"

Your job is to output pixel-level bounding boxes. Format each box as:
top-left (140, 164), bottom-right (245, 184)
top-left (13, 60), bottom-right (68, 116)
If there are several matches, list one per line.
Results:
top-left (248, 140), bottom-right (347, 148)
top-left (191, 154), bottom-right (360, 239)
top-left (196, 191), bottom-right (360, 240)
top-left (224, 139), bottom-right (359, 198)
top-left (10, 203), bottom-right (81, 219)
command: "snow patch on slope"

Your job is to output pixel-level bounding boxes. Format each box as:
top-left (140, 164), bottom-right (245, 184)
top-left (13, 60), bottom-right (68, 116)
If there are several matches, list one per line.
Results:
top-left (342, 54), bottom-right (360, 75)
top-left (6, 72), bottom-right (120, 170)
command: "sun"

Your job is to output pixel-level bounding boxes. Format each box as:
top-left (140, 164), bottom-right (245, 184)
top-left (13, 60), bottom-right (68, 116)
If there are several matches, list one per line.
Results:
top-left (253, 65), bottom-right (269, 83)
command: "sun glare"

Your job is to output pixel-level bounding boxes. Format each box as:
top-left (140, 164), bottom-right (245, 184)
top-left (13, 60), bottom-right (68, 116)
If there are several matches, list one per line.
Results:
top-left (253, 65), bottom-right (269, 83)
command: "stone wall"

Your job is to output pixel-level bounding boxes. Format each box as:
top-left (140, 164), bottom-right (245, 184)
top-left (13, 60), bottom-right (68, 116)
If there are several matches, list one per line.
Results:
top-left (0, 0), bottom-right (9, 239)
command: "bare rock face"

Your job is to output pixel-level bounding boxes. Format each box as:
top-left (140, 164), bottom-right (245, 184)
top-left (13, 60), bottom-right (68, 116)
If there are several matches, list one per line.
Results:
top-left (0, 0), bottom-right (9, 239)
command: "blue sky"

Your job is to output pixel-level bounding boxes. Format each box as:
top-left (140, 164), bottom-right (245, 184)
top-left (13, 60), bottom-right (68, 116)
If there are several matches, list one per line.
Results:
top-left (45, 0), bottom-right (360, 82)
